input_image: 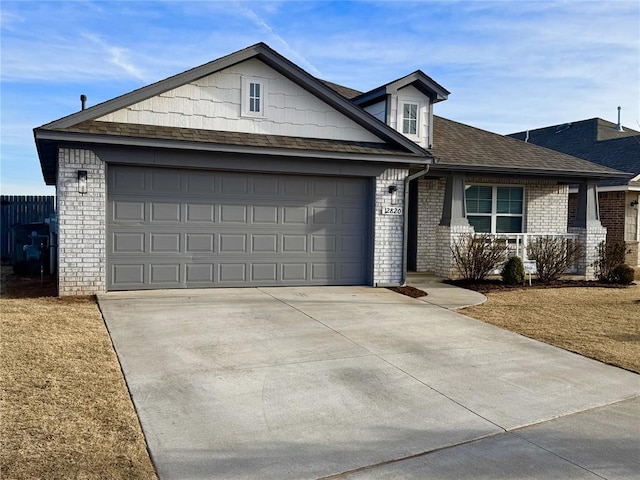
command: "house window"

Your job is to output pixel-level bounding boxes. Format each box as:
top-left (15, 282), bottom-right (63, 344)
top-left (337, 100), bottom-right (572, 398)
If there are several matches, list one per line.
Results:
top-left (402, 103), bottom-right (418, 135)
top-left (249, 82), bottom-right (261, 113)
top-left (466, 185), bottom-right (524, 233)
top-left (242, 77), bottom-right (267, 117)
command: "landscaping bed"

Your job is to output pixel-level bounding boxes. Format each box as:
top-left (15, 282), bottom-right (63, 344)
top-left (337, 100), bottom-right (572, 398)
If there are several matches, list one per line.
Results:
top-left (445, 278), bottom-right (633, 294)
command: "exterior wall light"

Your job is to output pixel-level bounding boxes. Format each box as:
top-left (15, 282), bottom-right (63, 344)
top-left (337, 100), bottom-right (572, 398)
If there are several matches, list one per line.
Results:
top-left (631, 199), bottom-right (639, 208)
top-left (388, 185), bottom-right (398, 205)
top-left (77, 170), bottom-right (88, 194)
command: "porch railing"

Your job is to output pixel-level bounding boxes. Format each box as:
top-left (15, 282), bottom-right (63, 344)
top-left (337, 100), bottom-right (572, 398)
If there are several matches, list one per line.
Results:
top-left (490, 233), bottom-right (581, 274)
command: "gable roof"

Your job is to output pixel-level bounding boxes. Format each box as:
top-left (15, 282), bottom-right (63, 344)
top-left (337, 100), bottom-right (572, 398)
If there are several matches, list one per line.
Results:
top-left (322, 82), bottom-right (628, 181)
top-left (35, 43), bottom-right (431, 184)
top-left (352, 70), bottom-right (450, 108)
top-left (509, 118), bottom-right (640, 186)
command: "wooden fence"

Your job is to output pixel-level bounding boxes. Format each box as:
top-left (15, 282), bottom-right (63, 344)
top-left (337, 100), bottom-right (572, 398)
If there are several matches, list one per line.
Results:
top-left (1, 195), bottom-right (55, 262)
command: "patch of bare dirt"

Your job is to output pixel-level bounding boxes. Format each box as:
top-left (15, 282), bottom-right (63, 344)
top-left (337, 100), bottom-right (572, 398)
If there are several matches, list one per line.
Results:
top-left (388, 285), bottom-right (428, 298)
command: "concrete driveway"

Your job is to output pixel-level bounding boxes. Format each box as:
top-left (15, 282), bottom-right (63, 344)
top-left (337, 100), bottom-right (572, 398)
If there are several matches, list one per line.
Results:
top-left (98, 287), bottom-right (640, 479)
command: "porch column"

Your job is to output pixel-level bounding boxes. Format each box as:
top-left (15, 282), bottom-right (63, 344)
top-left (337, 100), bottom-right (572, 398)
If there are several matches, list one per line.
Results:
top-left (436, 173), bottom-right (474, 278)
top-left (569, 181), bottom-right (607, 279)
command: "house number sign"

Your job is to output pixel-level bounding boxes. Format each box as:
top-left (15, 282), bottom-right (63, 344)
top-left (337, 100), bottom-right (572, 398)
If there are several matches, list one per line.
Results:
top-left (382, 206), bottom-right (403, 215)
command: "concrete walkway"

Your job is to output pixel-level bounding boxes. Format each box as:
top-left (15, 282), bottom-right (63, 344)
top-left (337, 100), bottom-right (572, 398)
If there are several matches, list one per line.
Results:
top-left (98, 286), bottom-right (640, 479)
top-left (406, 273), bottom-right (487, 309)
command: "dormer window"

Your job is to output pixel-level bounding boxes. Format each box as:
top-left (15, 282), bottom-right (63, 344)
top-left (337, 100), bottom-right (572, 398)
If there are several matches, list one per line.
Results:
top-left (402, 102), bottom-right (418, 135)
top-left (242, 77), bottom-right (267, 117)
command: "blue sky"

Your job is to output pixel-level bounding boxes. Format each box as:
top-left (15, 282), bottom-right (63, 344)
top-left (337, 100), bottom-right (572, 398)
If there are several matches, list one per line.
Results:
top-left (1, 0), bottom-right (638, 195)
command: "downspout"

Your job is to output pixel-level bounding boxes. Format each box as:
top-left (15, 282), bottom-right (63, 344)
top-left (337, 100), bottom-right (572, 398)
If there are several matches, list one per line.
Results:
top-left (401, 165), bottom-right (431, 285)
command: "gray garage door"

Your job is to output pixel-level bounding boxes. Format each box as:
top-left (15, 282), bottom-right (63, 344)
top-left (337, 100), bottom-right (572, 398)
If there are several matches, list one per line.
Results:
top-left (107, 165), bottom-right (371, 290)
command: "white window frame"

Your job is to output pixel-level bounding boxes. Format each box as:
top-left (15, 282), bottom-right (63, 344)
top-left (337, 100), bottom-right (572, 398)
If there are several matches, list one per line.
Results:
top-left (465, 184), bottom-right (526, 234)
top-left (241, 77), bottom-right (267, 117)
top-left (399, 101), bottom-right (419, 137)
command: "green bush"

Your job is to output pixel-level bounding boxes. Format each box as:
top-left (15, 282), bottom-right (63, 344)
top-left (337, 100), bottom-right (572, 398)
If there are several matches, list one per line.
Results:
top-left (501, 256), bottom-right (525, 285)
top-left (611, 264), bottom-right (635, 285)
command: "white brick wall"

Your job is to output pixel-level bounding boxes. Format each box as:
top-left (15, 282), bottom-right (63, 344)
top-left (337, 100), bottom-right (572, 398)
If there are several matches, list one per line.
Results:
top-left (569, 223), bottom-right (607, 279)
top-left (416, 176), bottom-right (571, 276)
top-left (373, 168), bottom-right (408, 285)
top-left (57, 148), bottom-right (106, 295)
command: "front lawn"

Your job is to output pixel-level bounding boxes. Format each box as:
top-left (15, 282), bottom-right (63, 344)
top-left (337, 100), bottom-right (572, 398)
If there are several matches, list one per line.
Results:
top-left (0, 268), bottom-right (157, 479)
top-left (462, 285), bottom-right (640, 374)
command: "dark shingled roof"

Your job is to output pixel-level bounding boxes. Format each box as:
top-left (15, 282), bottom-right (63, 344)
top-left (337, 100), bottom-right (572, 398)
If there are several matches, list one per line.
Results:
top-left (430, 116), bottom-right (624, 177)
top-left (509, 118), bottom-right (640, 186)
top-left (319, 80), bottom-right (362, 100)
top-left (59, 120), bottom-right (419, 157)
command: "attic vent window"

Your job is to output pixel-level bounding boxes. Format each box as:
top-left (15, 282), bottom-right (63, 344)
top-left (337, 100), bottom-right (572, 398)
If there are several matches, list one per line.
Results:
top-left (242, 77), bottom-right (267, 117)
top-left (402, 103), bottom-right (418, 135)
top-left (249, 82), bottom-right (261, 112)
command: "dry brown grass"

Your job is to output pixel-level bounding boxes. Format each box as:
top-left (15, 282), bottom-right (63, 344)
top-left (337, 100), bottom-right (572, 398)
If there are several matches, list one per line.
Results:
top-left (0, 268), bottom-right (157, 480)
top-left (463, 284), bottom-right (640, 374)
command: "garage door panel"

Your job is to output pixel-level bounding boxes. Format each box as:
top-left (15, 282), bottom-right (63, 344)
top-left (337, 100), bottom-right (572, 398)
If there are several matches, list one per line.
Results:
top-left (108, 167), bottom-right (370, 290)
top-left (186, 203), bottom-right (215, 223)
top-left (150, 233), bottom-right (181, 253)
top-left (220, 205), bottom-right (247, 223)
top-left (151, 203), bottom-right (181, 222)
top-left (251, 234), bottom-right (278, 253)
top-left (150, 264), bottom-right (181, 284)
top-left (151, 170), bottom-right (181, 193)
top-left (186, 172), bottom-right (216, 194)
top-left (186, 264), bottom-right (214, 283)
top-left (112, 264), bottom-right (145, 286)
top-left (186, 234), bottom-right (215, 253)
top-left (252, 205), bottom-right (278, 224)
top-left (113, 232), bottom-right (145, 253)
top-left (113, 201), bottom-right (145, 222)
top-left (283, 206), bottom-right (308, 224)
top-left (218, 264), bottom-right (247, 282)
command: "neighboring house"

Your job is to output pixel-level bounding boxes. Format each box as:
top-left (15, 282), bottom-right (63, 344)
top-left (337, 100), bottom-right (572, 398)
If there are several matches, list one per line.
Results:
top-left (510, 118), bottom-right (640, 266)
top-left (34, 43), bottom-right (626, 295)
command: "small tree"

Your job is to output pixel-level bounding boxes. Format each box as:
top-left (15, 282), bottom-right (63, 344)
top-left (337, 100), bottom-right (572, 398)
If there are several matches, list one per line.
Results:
top-left (593, 241), bottom-right (629, 282)
top-left (501, 256), bottom-right (526, 285)
top-left (451, 233), bottom-right (508, 281)
top-left (528, 236), bottom-right (583, 283)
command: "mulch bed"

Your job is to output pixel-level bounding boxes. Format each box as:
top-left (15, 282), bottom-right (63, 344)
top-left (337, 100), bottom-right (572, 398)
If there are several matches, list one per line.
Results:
top-left (387, 285), bottom-right (428, 298)
top-left (444, 278), bottom-right (634, 294)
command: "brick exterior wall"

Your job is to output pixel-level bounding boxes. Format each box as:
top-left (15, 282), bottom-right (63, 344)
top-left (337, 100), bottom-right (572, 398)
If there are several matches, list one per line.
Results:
top-left (416, 178), bottom-right (445, 272)
top-left (373, 168), bottom-right (408, 285)
top-left (416, 177), bottom-right (569, 275)
top-left (569, 223), bottom-right (607, 279)
top-left (569, 190), bottom-right (639, 266)
top-left (57, 148), bottom-right (106, 295)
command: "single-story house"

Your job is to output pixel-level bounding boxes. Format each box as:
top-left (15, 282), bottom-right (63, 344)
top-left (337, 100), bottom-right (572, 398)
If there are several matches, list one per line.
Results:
top-left (34, 43), bottom-right (627, 295)
top-left (510, 117), bottom-right (640, 266)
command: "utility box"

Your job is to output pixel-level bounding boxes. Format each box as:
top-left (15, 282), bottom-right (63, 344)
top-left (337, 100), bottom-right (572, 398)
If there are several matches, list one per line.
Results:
top-left (12, 223), bottom-right (50, 275)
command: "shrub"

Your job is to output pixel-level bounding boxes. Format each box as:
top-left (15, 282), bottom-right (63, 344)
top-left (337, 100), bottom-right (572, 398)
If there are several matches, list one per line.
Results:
top-left (528, 236), bottom-right (583, 283)
top-left (501, 256), bottom-right (525, 285)
top-left (593, 241), bottom-right (630, 282)
top-left (451, 233), bottom-right (508, 281)
top-left (611, 264), bottom-right (635, 285)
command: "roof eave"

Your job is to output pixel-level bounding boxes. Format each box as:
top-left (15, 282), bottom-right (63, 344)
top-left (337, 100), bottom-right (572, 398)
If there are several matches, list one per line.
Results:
top-left (34, 129), bottom-right (431, 166)
top-left (428, 163), bottom-right (632, 180)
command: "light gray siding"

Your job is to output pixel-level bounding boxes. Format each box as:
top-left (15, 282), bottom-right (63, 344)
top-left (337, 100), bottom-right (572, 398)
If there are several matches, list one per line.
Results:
top-left (97, 58), bottom-right (382, 143)
top-left (107, 165), bottom-right (371, 290)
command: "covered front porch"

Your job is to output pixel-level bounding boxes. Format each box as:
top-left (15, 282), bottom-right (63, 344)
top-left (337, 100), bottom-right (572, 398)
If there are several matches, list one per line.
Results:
top-left (410, 173), bottom-right (606, 279)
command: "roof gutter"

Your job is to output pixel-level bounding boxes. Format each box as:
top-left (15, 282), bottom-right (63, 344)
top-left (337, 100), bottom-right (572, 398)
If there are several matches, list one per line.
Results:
top-left (401, 166), bottom-right (431, 286)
